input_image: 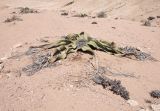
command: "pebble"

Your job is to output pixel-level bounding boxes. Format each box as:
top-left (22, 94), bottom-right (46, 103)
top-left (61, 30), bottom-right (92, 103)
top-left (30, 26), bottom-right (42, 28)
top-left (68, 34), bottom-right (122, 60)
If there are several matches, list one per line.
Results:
top-left (151, 104), bottom-right (160, 111)
top-left (61, 12), bottom-right (68, 16)
top-left (127, 99), bottom-right (139, 106)
top-left (91, 21), bottom-right (97, 24)
top-left (147, 16), bottom-right (155, 20)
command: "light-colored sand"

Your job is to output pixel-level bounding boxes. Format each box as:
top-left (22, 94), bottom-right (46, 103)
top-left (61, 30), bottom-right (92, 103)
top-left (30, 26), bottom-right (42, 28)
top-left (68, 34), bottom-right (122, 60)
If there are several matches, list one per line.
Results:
top-left (0, 0), bottom-right (160, 111)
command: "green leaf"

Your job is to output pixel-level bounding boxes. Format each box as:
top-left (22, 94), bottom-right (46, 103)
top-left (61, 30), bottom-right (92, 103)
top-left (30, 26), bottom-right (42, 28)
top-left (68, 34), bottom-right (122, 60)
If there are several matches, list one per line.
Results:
top-left (79, 32), bottom-right (89, 41)
top-left (87, 40), bottom-right (99, 49)
top-left (66, 33), bottom-right (78, 41)
top-left (70, 42), bottom-right (77, 49)
top-left (81, 45), bottom-right (94, 55)
top-left (55, 50), bottom-right (67, 61)
top-left (53, 45), bottom-right (66, 55)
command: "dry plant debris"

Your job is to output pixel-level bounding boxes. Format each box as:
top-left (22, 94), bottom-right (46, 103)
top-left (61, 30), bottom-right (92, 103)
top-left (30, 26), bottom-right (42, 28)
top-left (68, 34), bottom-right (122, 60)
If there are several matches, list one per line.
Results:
top-left (4, 15), bottom-right (23, 23)
top-left (22, 52), bottom-right (59, 76)
top-left (73, 13), bottom-right (88, 17)
top-left (122, 46), bottom-right (156, 61)
top-left (93, 75), bottom-right (130, 100)
top-left (19, 7), bottom-right (39, 14)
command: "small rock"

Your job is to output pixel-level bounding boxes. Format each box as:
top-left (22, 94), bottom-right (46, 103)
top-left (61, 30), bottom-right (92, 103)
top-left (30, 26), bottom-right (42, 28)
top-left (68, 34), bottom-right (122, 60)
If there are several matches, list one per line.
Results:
top-left (13, 43), bottom-right (23, 48)
top-left (97, 11), bottom-right (107, 18)
top-left (150, 90), bottom-right (160, 98)
top-left (127, 99), bottom-right (139, 106)
top-left (61, 12), bottom-right (68, 16)
top-left (151, 104), bottom-right (160, 111)
top-left (148, 16), bottom-right (155, 20)
top-left (143, 20), bottom-right (151, 26)
top-left (91, 21), bottom-right (97, 24)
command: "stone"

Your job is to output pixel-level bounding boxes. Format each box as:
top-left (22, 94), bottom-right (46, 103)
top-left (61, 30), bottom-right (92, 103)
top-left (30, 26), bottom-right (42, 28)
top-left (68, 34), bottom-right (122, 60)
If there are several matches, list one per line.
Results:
top-left (61, 12), bottom-right (68, 16)
top-left (147, 16), bottom-right (155, 20)
top-left (127, 99), bottom-right (139, 106)
top-left (151, 104), bottom-right (160, 111)
top-left (143, 20), bottom-right (151, 26)
top-left (91, 22), bottom-right (97, 24)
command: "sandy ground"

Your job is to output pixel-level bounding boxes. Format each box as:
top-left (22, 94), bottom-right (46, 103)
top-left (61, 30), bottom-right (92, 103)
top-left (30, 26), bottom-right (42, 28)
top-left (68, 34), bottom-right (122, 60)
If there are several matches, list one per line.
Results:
top-left (0, 0), bottom-right (160, 111)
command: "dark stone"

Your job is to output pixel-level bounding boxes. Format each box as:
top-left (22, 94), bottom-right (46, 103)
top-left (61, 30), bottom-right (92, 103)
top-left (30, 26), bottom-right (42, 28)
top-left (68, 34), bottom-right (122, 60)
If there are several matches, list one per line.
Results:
top-left (157, 16), bottom-right (160, 18)
top-left (150, 90), bottom-right (160, 98)
top-left (147, 16), bottom-right (155, 20)
top-left (61, 12), bottom-right (68, 16)
top-left (91, 22), bottom-right (97, 24)
top-left (97, 11), bottom-right (107, 18)
top-left (143, 20), bottom-right (151, 26)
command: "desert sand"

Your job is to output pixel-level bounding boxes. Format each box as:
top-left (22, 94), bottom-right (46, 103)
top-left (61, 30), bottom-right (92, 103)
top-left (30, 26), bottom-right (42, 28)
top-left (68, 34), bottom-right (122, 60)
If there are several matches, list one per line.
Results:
top-left (0, 0), bottom-right (160, 111)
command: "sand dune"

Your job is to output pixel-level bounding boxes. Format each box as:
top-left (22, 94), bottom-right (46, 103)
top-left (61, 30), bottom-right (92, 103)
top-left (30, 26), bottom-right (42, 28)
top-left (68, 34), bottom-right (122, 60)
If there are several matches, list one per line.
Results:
top-left (2, 0), bottom-right (160, 20)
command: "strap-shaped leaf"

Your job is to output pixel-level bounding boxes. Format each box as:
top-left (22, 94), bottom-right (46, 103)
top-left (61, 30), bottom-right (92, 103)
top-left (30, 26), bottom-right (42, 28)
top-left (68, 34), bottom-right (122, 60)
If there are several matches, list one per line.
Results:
top-left (87, 40), bottom-right (99, 49)
top-left (66, 33), bottom-right (78, 40)
top-left (81, 45), bottom-right (94, 55)
top-left (53, 45), bottom-right (66, 56)
top-left (79, 32), bottom-right (89, 41)
top-left (94, 40), bottom-right (118, 53)
top-left (40, 40), bottom-right (70, 49)
top-left (69, 42), bottom-right (77, 49)
top-left (55, 50), bottom-right (67, 61)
